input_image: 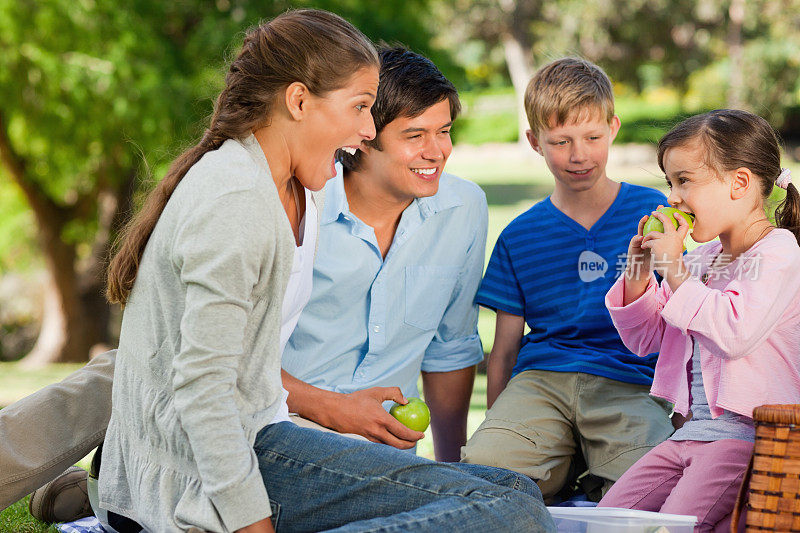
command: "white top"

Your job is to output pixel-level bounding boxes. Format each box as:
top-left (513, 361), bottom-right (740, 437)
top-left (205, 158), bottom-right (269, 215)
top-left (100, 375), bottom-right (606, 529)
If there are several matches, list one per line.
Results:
top-left (271, 186), bottom-right (318, 424)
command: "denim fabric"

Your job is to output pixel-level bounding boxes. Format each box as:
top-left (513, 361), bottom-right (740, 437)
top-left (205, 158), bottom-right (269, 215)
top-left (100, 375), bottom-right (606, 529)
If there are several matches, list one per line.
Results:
top-left (255, 422), bottom-right (555, 532)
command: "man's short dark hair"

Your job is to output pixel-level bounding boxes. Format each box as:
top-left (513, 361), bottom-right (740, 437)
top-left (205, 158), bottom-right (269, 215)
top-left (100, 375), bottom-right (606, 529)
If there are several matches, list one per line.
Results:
top-left (338, 46), bottom-right (461, 172)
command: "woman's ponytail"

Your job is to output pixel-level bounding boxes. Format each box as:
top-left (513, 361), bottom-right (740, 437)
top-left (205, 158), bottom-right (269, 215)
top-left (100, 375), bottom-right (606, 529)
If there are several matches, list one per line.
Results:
top-left (106, 137), bottom-right (221, 305)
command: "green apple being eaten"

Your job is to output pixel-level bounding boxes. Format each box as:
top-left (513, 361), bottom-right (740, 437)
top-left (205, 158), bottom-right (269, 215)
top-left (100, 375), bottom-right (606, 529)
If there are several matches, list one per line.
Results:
top-left (390, 397), bottom-right (431, 432)
top-left (642, 207), bottom-right (694, 234)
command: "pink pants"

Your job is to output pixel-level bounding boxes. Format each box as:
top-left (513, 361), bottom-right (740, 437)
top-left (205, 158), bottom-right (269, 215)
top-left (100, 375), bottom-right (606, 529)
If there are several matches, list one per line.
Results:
top-left (598, 439), bottom-right (752, 532)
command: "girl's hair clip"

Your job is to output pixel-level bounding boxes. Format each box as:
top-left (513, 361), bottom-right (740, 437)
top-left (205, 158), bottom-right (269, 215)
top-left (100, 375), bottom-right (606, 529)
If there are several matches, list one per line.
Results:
top-left (776, 168), bottom-right (792, 189)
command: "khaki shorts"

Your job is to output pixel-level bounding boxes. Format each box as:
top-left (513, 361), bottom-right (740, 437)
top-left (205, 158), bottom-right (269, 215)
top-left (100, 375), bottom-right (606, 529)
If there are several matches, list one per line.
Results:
top-left (461, 370), bottom-right (673, 500)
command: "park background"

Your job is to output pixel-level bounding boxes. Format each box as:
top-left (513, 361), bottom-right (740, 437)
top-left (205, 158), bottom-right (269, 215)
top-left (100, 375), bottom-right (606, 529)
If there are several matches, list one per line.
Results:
top-left (1, 0), bottom-right (799, 529)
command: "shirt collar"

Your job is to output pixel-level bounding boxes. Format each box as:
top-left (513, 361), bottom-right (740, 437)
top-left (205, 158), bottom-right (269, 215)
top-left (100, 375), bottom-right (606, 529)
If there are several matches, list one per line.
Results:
top-left (415, 174), bottom-right (463, 217)
top-left (321, 168), bottom-right (464, 225)
top-left (320, 164), bottom-right (351, 225)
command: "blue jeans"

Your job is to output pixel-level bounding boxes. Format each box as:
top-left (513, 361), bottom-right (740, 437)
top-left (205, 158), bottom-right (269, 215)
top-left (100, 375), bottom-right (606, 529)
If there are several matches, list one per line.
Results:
top-left (254, 422), bottom-right (555, 532)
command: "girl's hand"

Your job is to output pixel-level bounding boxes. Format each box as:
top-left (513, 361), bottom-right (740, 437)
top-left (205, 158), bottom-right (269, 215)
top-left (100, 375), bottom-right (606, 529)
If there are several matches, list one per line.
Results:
top-left (624, 215), bottom-right (653, 282)
top-left (641, 207), bottom-right (691, 288)
top-left (622, 215), bottom-right (654, 305)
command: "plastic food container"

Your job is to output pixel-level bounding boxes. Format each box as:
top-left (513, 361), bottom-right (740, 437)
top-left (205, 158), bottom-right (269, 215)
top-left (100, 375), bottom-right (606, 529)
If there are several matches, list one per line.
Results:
top-left (547, 506), bottom-right (697, 533)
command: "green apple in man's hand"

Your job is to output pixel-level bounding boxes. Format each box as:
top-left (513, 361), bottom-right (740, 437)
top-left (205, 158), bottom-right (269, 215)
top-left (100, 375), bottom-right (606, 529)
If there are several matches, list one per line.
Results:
top-left (642, 207), bottom-right (694, 235)
top-left (389, 397), bottom-right (431, 432)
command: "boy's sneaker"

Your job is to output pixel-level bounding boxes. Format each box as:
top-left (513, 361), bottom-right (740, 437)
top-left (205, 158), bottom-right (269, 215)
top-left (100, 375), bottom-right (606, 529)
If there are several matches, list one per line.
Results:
top-left (29, 466), bottom-right (93, 523)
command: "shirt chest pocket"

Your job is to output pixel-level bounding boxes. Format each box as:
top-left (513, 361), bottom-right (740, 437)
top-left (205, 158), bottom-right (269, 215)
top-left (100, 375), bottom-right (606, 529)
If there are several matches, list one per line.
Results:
top-left (404, 265), bottom-right (461, 331)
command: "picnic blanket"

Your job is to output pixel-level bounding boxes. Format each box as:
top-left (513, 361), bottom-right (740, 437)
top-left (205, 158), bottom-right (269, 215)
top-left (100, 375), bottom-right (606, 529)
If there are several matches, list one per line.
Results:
top-left (56, 516), bottom-right (106, 533)
top-left (55, 498), bottom-right (597, 532)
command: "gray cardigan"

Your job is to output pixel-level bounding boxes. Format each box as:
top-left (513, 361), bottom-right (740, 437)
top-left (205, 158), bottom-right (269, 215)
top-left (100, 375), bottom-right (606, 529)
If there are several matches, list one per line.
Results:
top-left (99, 135), bottom-right (312, 532)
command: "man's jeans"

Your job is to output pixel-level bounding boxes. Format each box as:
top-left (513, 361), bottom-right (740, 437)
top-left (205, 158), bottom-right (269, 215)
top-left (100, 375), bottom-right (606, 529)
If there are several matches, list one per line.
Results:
top-left (255, 422), bottom-right (555, 532)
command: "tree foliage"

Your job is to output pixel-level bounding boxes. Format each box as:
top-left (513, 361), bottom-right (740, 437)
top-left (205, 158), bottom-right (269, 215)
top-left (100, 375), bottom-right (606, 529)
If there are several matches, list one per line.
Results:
top-left (0, 0), bottom-right (447, 363)
top-left (436, 0), bottom-right (800, 134)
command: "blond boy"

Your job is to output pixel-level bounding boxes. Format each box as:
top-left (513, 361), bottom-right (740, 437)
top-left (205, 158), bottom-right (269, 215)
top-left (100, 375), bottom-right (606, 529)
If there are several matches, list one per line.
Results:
top-left (461, 58), bottom-right (674, 501)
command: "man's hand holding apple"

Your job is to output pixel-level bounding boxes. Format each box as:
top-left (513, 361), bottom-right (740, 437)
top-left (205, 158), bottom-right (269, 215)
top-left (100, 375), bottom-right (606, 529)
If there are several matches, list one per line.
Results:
top-left (328, 387), bottom-right (425, 450)
top-left (282, 370), bottom-right (425, 449)
top-left (328, 387), bottom-right (425, 448)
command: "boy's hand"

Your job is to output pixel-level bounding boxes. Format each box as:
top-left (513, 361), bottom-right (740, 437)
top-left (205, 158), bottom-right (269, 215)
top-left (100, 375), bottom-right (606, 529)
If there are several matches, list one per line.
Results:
top-left (641, 207), bottom-right (691, 289)
top-left (486, 311), bottom-right (524, 408)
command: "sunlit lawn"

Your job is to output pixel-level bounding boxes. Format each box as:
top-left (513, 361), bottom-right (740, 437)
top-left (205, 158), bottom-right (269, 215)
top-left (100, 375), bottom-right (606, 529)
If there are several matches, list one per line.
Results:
top-left (0, 363), bottom-right (84, 408)
top-left (0, 496), bottom-right (57, 533)
top-left (0, 362), bottom-right (92, 531)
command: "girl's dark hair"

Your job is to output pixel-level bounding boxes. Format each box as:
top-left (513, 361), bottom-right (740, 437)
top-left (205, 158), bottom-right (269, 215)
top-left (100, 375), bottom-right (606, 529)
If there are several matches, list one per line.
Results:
top-left (657, 109), bottom-right (800, 245)
top-left (339, 46), bottom-right (460, 172)
top-left (107, 9), bottom-right (378, 305)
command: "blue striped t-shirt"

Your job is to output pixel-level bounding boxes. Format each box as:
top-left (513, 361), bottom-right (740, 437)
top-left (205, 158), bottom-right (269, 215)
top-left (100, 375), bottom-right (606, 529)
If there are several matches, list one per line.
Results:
top-left (476, 182), bottom-right (666, 385)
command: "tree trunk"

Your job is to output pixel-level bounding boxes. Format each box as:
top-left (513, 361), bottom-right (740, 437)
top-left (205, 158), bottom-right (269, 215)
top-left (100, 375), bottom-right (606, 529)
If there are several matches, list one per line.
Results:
top-left (500, 0), bottom-right (538, 147)
top-left (20, 210), bottom-right (100, 366)
top-left (502, 33), bottom-right (534, 146)
top-left (79, 175), bottom-right (137, 350)
top-left (21, 270), bottom-right (94, 366)
top-left (1, 112), bottom-right (116, 365)
top-left (727, 0), bottom-right (745, 109)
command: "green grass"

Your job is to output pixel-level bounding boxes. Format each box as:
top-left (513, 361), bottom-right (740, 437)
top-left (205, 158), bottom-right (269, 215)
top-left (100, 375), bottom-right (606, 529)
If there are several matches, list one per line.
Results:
top-left (0, 363), bottom-right (85, 407)
top-left (452, 87), bottom-right (518, 145)
top-left (0, 496), bottom-right (57, 533)
top-left (614, 91), bottom-right (689, 144)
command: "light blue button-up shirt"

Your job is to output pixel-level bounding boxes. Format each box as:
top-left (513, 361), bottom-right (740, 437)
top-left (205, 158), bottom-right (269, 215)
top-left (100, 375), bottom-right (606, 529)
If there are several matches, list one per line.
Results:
top-left (282, 171), bottom-right (487, 400)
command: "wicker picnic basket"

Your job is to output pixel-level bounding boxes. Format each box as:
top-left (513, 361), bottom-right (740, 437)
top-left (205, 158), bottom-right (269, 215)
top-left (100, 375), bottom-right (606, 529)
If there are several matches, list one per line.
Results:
top-left (732, 404), bottom-right (800, 532)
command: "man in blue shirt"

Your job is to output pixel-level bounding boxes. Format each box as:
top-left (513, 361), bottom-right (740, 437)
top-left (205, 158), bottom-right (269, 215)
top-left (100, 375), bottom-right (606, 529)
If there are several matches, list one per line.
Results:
top-left (282, 47), bottom-right (487, 462)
